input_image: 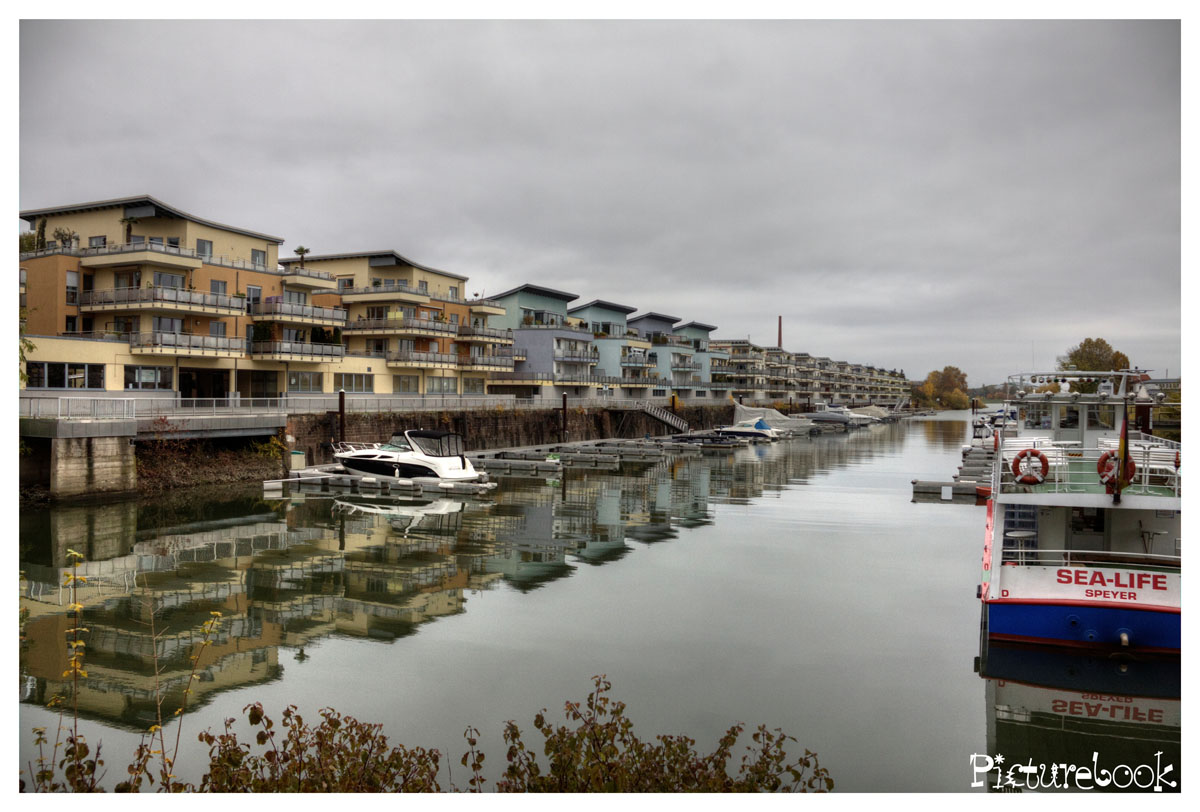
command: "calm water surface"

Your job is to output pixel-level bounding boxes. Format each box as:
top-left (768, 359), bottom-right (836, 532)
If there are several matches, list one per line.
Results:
top-left (18, 412), bottom-right (1179, 791)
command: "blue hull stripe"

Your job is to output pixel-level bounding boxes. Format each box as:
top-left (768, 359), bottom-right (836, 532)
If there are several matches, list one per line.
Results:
top-left (987, 603), bottom-right (1180, 650)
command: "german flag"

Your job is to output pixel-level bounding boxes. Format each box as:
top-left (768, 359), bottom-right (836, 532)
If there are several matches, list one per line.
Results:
top-left (1113, 405), bottom-right (1131, 504)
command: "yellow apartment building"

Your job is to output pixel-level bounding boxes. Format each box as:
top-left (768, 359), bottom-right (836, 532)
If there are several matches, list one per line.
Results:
top-left (19, 196), bottom-right (509, 399)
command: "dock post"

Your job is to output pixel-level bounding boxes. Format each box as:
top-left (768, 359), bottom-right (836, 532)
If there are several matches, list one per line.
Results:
top-left (561, 393), bottom-right (567, 444)
top-left (339, 389), bottom-right (346, 443)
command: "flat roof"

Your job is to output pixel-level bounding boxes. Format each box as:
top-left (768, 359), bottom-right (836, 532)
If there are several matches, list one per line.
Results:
top-left (567, 299), bottom-right (638, 315)
top-left (492, 283), bottom-right (578, 302)
top-left (278, 249), bottom-right (468, 280)
top-left (675, 321), bottom-right (718, 332)
top-left (19, 194), bottom-right (285, 244)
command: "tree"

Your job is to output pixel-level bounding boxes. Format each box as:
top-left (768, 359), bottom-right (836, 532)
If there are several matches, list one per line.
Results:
top-left (294, 245), bottom-right (310, 268)
top-left (915, 366), bottom-right (970, 409)
top-left (52, 227), bottom-right (79, 249)
top-left (19, 231), bottom-right (36, 252)
top-left (1058, 338), bottom-right (1131, 393)
top-left (120, 216), bottom-right (140, 244)
top-left (35, 218), bottom-right (47, 250)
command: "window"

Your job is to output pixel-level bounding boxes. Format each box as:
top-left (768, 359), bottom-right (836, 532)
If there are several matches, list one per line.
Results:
top-left (153, 272), bottom-right (184, 289)
top-left (287, 371), bottom-right (323, 392)
top-left (394, 375), bottom-right (420, 393)
top-left (210, 279), bottom-right (227, 295)
top-left (283, 328), bottom-right (306, 342)
top-left (209, 321), bottom-right (227, 337)
top-left (65, 271), bottom-right (79, 304)
top-left (449, 313), bottom-right (459, 324)
top-left (115, 271), bottom-right (140, 289)
top-left (366, 306), bottom-right (388, 320)
top-left (334, 373), bottom-right (374, 393)
top-left (111, 317), bottom-right (135, 335)
top-left (89, 236), bottom-right (107, 248)
top-left (368, 339), bottom-right (387, 355)
top-left (449, 286), bottom-right (458, 299)
top-left (65, 316), bottom-right (77, 334)
top-left (153, 316), bottom-right (183, 334)
top-left (418, 280), bottom-right (428, 293)
top-left (283, 289), bottom-right (307, 305)
top-left (251, 249), bottom-right (266, 269)
top-left (427, 376), bottom-right (457, 395)
top-left (149, 237), bottom-right (164, 248)
top-left (124, 365), bottom-right (173, 390)
top-left (26, 362), bottom-right (105, 390)
top-left (167, 237), bottom-right (180, 250)
top-left (131, 235), bottom-right (145, 246)
top-left (462, 377), bottom-right (485, 395)
top-left (196, 238), bottom-right (213, 258)
top-left (337, 277), bottom-right (353, 292)
top-left (246, 285), bottom-right (262, 313)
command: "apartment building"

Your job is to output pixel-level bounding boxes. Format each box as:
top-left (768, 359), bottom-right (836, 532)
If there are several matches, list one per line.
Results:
top-left (566, 300), bottom-right (666, 398)
top-left (18, 197), bottom-right (509, 400)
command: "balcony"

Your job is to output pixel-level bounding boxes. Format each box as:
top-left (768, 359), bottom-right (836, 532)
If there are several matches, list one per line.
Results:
top-left (619, 355), bottom-right (655, 368)
top-left (385, 350), bottom-right (459, 370)
top-left (457, 355), bottom-right (516, 371)
top-left (343, 316), bottom-right (457, 337)
top-left (78, 241), bottom-right (203, 271)
top-left (250, 300), bottom-right (347, 327)
top-left (280, 266), bottom-right (338, 291)
top-left (456, 324), bottom-right (514, 344)
top-left (81, 287), bottom-right (246, 316)
top-left (671, 361), bottom-right (702, 372)
top-left (130, 331), bottom-right (246, 358)
top-left (554, 350), bottom-right (600, 363)
top-left (249, 341), bottom-right (346, 362)
top-left (488, 371), bottom-right (553, 385)
top-left (517, 321), bottom-right (592, 336)
top-left (467, 298), bottom-right (506, 316)
top-left (340, 284), bottom-right (430, 305)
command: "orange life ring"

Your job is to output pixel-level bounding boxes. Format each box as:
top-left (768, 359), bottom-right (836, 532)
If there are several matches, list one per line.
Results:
top-left (1011, 448), bottom-right (1049, 485)
top-left (1175, 451), bottom-right (1180, 469)
top-left (1097, 450), bottom-right (1137, 485)
top-left (993, 432), bottom-right (1000, 452)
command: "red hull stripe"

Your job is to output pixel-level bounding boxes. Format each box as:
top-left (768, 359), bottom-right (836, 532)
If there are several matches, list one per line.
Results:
top-left (988, 632), bottom-right (1180, 655)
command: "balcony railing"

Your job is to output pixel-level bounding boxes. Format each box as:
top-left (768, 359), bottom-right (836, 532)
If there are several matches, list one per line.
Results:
top-left (82, 287), bottom-right (246, 312)
top-left (280, 265), bottom-right (335, 281)
top-left (467, 297), bottom-right (505, 309)
top-left (131, 331), bottom-right (246, 353)
top-left (517, 321), bottom-right (592, 335)
top-left (250, 341), bottom-right (346, 359)
top-left (554, 351), bottom-right (600, 363)
top-left (340, 283), bottom-right (425, 297)
top-left (22, 242), bottom-right (278, 274)
top-left (250, 301), bottom-right (347, 322)
top-left (386, 350), bottom-right (459, 366)
top-left (343, 316), bottom-right (457, 334)
top-left (671, 361), bottom-right (702, 371)
top-left (620, 356), bottom-right (654, 367)
top-left (458, 355), bottom-right (516, 369)
top-left (457, 324), bottom-right (514, 340)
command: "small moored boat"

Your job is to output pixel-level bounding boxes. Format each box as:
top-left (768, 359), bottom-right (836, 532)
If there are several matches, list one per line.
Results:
top-left (333, 429), bottom-right (483, 482)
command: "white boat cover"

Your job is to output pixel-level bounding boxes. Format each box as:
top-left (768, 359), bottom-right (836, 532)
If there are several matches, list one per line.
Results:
top-left (733, 403), bottom-right (813, 434)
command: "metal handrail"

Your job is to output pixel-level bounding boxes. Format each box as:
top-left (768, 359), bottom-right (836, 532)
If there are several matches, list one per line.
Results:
top-left (457, 325), bottom-right (514, 340)
top-left (131, 331), bottom-right (246, 352)
top-left (458, 356), bottom-right (516, 369)
top-left (344, 316), bottom-right (457, 333)
top-left (996, 440), bottom-right (1182, 496)
top-left (250, 301), bottom-right (347, 322)
top-left (250, 341), bottom-right (346, 359)
top-left (82, 287), bottom-right (246, 311)
top-left (386, 351), bottom-right (459, 365)
top-left (279, 265), bottom-right (335, 281)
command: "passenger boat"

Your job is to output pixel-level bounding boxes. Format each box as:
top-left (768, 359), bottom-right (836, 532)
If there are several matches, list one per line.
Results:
top-left (979, 370), bottom-right (1180, 653)
top-left (333, 429), bottom-right (483, 482)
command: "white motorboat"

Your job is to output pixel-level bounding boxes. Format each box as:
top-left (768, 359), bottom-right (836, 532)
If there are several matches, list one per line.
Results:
top-left (714, 417), bottom-right (781, 440)
top-left (333, 429), bottom-right (483, 482)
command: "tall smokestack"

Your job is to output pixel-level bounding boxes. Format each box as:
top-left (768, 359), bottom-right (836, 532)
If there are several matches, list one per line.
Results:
top-left (778, 315), bottom-right (782, 348)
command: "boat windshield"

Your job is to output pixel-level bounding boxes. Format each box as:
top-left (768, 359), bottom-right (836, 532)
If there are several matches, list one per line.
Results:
top-left (379, 440), bottom-right (412, 452)
top-left (410, 433), bottom-right (465, 457)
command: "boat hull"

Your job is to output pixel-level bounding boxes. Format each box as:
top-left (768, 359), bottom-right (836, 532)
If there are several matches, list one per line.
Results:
top-left (335, 455), bottom-right (480, 482)
top-left (985, 601), bottom-right (1179, 653)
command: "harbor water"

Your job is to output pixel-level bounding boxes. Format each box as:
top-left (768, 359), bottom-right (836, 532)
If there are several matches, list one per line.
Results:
top-left (17, 412), bottom-right (1179, 792)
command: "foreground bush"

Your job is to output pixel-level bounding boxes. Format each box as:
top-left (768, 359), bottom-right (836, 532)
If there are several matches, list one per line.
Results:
top-left (23, 676), bottom-right (831, 792)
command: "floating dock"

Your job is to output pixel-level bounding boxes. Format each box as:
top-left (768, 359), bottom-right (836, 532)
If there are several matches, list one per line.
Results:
top-left (911, 443), bottom-right (996, 503)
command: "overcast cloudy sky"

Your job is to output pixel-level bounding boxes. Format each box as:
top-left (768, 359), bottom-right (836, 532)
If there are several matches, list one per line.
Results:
top-left (19, 18), bottom-right (1181, 386)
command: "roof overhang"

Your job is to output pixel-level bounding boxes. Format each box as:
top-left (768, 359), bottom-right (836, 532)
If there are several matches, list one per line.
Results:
top-left (20, 195), bottom-right (285, 244)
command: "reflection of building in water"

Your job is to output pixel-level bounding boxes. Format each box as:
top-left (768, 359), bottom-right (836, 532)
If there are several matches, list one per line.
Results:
top-left (976, 641), bottom-right (1180, 793)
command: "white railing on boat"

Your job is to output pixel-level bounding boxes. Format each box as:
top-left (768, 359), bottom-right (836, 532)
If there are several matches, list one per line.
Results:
top-left (997, 547), bottom-right (1181, 569)
top-left (996, 438), bottom-right (1181, 497)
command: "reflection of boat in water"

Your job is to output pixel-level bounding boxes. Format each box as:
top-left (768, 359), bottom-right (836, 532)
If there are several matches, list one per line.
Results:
top-left (979, 370), bottom-right (1180, 653)
top-left (975, 638), bottom-right (1180, 793)
top-left (333, 430), bottom-right (483, 482)
top-left (333, 495), bottom-right (469, 535)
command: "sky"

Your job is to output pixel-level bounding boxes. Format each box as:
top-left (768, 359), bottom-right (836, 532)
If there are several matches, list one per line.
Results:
top-left (18, 15), bottom-right (1183, 387)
